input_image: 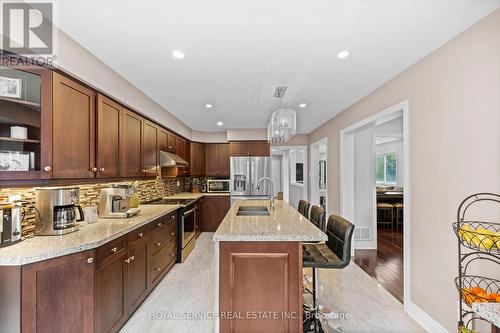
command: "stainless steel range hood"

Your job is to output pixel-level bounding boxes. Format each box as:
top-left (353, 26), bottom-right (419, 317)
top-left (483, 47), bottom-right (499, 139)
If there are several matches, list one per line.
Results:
top-left (159, 150), bottom-right (188, 167)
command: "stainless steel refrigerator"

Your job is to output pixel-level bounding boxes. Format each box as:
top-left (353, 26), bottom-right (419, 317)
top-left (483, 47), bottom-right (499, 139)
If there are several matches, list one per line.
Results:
top-left (230, 156), bottom-right (271, 204)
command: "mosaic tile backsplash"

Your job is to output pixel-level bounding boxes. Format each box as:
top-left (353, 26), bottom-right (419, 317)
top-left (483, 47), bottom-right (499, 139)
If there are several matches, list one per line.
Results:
top-left (0, 176), bottom-right (200, 237)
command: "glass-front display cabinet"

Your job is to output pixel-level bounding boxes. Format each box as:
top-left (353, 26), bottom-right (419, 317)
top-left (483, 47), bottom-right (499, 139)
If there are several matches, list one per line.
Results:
top-left (0, 64), bottom-right (52, 180)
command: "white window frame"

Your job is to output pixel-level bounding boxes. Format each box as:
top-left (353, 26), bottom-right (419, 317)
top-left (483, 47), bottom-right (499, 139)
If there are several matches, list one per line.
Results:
top-left (376, 151), bottom-right (397, 185)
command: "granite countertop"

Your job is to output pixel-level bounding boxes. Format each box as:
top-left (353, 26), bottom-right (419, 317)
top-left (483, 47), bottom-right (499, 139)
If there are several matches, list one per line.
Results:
top-left (472, 302), bottom-right (500, 328)
top-left (0, 205), bottom-right (179, 266)
top-left (213, 200), bottom-right (327, 242)
top-left (165, 192), bottom-right (230, 199)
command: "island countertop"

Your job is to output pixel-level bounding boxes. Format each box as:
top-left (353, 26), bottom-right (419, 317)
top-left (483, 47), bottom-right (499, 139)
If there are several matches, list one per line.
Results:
top-left (213, 200), bottom-right (327, 242)
top-left (0, 204), bottom-right (179, 266)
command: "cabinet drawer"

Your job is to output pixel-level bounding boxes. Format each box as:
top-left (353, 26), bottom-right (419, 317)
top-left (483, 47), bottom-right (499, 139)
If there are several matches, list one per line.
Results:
top-left (96, 235), bottom-right (127, 266)
top-left (150, 240), bottom-right (177, 284)
top-left (150, 219), bottom-right (177, 255)
top-left (128, 224), bottom-right (149, 247)
top-left (151, 211), bottom-right (177, 231)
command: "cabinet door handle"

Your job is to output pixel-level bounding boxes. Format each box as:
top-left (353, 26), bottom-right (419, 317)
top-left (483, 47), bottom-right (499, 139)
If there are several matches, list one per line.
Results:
top-left (170, 232), bottom-right (175, 236)
top-left (130, 256), bottom-right (135, 261)
top-left (171, 215), bottom-right (175, 220)
top-left (168, 146), bottom-right (172, 149)
top-left (156, 242), bottom-right (161, 247)
top-left (110, 247), bottom-right (118, 253)
top-left (91, 167), bottom-right (98, 172)
top-left (155, 267), bottom-right (161, 272)
top-left (125, 258), bottom-right (131, 264)
top-left (44, 166), bottom-right (52, 172)
top-left (87, 257), bottom-right (94, 264)
top-left (137, 232), bottom-right (144, 238)
top-left (170, 253), bottom-right (175, 257)
top-left (99, 167), bottom-right (105, 172)
top-left (157, 222), bottom-right (163, 227)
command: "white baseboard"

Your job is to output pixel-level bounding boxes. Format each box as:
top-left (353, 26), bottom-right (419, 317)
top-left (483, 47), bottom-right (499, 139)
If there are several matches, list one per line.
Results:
top-left (405, 301), bottom-right (449, 333)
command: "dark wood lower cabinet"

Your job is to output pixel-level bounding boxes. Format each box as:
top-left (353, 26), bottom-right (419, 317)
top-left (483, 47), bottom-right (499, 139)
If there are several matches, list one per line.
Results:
top-left (94, 214), bottom-right (178, 333)
top-left (219, 242), bottom-right (302, 333)
top-left (1, 211), bottom-right (179, 333)
top-left (201, 196), bottom-right (231, 232)
top-left (95, 251), bottom-right (128, 333)
top-left (127, 242), bottom-right (149, 313)
top-left (21, 250), bottom-right (95, 333)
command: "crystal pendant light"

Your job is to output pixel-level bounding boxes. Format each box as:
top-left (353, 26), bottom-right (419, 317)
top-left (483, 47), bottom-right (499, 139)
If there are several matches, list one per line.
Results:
top-left (267, 87), bottom-right (297, 144)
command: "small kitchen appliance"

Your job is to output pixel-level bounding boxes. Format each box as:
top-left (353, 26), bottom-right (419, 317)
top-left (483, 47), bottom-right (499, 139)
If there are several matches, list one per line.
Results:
top-left (99, 184), bottom-right (141, 219)
top-left (0, 203), bottom-right (23, 247)
top-left (207, 179), bottom-right (230, 193)
top-left (35, 187), bottom-right (84, 236)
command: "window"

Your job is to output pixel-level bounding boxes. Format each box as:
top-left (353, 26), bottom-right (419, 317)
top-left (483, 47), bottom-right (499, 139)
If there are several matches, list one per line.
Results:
top-left (376, 152), bottom-right (397, 184)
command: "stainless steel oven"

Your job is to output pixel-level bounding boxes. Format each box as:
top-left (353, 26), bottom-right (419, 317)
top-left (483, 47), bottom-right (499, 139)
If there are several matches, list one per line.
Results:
top-left (207, 179), bottom-right (230, 193)
top-left (182, 203), bottom-right (196, 256)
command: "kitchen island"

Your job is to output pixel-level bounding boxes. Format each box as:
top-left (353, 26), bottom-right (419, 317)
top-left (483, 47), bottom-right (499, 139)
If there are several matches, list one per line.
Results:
top-left (213, 199), bottom-right (327, 333)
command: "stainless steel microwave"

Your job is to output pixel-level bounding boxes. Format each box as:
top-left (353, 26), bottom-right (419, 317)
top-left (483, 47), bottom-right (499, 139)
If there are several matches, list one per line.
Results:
top-left (207, 179), bottom-right (230, 193)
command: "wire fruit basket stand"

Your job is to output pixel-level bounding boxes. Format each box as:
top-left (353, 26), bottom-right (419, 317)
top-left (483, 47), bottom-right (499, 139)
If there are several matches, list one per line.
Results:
top-left (452, 193), bottom-right (500, 332)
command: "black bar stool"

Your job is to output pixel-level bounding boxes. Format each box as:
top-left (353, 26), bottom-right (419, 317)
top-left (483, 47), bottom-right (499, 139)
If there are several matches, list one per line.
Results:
top-left (303, 215), bottom-right (355, 332)
top-left (394, 202), bottom-right (404, 232)
top-left (298, 200), bottom-right (311, 219)
top-left (309, 205), bottom-right (326, 231)
top-left (377, 202), bottom-right (394, 231)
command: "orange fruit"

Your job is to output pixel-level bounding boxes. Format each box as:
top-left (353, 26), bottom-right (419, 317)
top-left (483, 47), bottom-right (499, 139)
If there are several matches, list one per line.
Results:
top-left (471, 287), bottom-right (485, 294)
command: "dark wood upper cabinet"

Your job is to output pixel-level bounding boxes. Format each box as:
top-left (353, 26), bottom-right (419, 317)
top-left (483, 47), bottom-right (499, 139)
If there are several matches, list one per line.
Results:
top-left (250, 141), bottom-right (270, 156)
top-left (167, 131), bottom-right (177, 153)
top-left (22, 250), bottom-right (95, 333)
top-left (176, 137), bottom-right (184, 158)
top-left (218, 143), bottom-right (230, 177)
top-left (158, 128), bottom-right (168, 151)
top-left (205, 143), bottom-right (219, 177)
top-left (52, 72), bottom-right (96, 179)
top-left (229, 141), bottom-right (252, 156)
top-left (190, 142), bottom-right (205, 177)
top-left (229, 141), bottom-right (270, 157)
top-left (205, 143), bottom-right (230, 177)
top-left (97, 94), bottom-right (121, 178)
top-left (120, 109), bottom-right (143, 178)
top-left (0, 65), bottom-right (53, 180)
top-left (142, 121), bottom-right (158, 177)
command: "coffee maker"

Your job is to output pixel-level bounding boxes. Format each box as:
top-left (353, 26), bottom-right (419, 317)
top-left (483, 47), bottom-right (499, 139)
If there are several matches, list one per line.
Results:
top-left (0, 203), bottom-right (23, 247)
top-left (99, 184), bottom-right (140, 219)
top-left (35, 187), bottom-right (84, 236)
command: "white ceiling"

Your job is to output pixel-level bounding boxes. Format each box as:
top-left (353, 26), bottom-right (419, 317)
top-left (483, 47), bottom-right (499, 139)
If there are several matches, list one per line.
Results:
top-left (55, 0), bottom-right (500, 133)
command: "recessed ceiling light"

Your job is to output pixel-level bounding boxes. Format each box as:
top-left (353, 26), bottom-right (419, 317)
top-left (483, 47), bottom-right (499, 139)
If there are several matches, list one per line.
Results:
top-left (217, 121), bottom-right (223, 126)
top-left (299, 103), bottom-right (307, 108)
top-left (205, 103), bottom-right (213, 109)
top-left (172, 49), bottom-right (185, 59)
top-left (337, 50), bottom-right (350, 59)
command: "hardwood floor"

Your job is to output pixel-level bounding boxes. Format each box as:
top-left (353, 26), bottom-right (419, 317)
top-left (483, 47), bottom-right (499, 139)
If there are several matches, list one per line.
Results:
top-left (354, 228), bottom-right (404, 303)
top-left (122, 233), bottom-right (423, 333)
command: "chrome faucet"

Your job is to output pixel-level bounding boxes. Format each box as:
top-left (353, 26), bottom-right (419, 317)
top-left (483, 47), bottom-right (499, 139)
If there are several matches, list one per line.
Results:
top-left (256, 177), bottom-right (274, 210)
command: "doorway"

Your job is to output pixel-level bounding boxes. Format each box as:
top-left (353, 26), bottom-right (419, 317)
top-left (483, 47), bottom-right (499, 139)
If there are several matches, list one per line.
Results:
top-left (310, 138), bottom-right (328, 213)
top-left (270, 145), bottom-right (308, 208)
top-left (340, 101), bottom-right (410, 305)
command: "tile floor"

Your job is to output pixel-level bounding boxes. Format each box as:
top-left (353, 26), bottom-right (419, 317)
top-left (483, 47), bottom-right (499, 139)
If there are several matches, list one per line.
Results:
top-left (121, 233), bottom-right (424, 333)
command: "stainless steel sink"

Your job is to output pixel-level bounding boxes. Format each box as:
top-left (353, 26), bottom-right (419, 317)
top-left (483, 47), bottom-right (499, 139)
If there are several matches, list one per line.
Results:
top-left (236, 206), bottom-right (270, 216)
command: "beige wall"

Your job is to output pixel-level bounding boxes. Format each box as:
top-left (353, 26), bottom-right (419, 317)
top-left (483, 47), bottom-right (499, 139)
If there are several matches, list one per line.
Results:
top-left (309, 9), bottom-right (500, 331)
top-left (54, 30), bottom-right (192, 138)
